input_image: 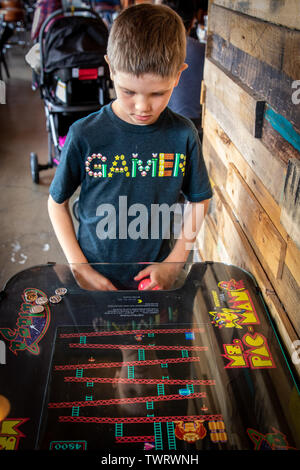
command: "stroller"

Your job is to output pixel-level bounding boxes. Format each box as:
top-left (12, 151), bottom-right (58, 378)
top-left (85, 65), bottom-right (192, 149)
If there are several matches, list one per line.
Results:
top-left (30, 6), bottom-right (111, 183)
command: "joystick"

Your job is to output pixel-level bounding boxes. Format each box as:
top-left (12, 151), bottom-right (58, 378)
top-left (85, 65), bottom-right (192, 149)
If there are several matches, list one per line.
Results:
top-left (138, 278), bottom-right (160, 290)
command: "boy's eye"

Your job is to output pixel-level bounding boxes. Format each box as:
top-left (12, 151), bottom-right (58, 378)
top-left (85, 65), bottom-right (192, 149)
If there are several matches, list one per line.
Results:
top-left (121, 89), bottom-right (165, 97)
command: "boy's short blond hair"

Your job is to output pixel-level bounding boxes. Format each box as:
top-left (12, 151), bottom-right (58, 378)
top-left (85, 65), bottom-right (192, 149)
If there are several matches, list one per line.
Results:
top-left (106, 3), bottom-right (186, 78)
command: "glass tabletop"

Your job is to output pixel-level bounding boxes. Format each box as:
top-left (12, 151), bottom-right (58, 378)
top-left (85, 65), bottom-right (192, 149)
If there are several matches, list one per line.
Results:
top-left (0, 261), bottom-right (299, 452)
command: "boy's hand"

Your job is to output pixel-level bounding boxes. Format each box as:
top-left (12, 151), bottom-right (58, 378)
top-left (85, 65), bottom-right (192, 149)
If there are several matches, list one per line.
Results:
top-left (134, 262), bottom-right (184, 290)
top-left (71, 264), bottom-right (118, 291)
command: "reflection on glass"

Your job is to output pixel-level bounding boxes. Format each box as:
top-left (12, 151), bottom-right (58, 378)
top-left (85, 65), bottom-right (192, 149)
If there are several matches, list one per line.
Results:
top-left (0, 262), bottom-right (299, 451)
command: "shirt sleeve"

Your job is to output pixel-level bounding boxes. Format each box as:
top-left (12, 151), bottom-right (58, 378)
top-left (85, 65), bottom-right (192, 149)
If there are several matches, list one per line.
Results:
top-left (49, 124), bottom-right (85, 203)
top-left (181, 126), bottom-right (213, 202)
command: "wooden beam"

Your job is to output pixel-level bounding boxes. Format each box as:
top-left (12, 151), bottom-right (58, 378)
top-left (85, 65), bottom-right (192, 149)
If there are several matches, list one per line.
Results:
top-left (226, 163), bottom-right (287, 280)
top-left (205, 87), bottom-right (286, 204)
top-left (282, 29), bottom-right (300, 80)
top-left (262, 117), bottom-right (300, 167)
top-left (273, 263), bottom-right (300, 335)
top-left (203, 108), bottom-right (287, 240)
top-left (202, 132), bottom-right (227, 190)
top-left (204, 58), bottom-right (265, 137)
top-left (280, 159), bottom-right (300, 249)
top-left (203, 107), bottom-right (300, 287)
top-left (286, 237), bottom-right (300, 286)
top-left (206, 32), bottom-right (300, 128)
top-left (209, 4), bottom-right (284, 71)
top-left (196, 216), bottom-right (224, 263)
top-left (265, 105), bottom-right (300, 153)
top-left (212, 0), bottom-right (300, 30)
top-left (208, 4), bottom-right (300, 80)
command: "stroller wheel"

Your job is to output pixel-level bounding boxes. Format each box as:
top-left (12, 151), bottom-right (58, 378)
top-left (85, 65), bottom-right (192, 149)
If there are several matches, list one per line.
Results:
top-left (72, 197), bottom-right (79, 221)
top-left (30, 152), bottom-right (39, 184)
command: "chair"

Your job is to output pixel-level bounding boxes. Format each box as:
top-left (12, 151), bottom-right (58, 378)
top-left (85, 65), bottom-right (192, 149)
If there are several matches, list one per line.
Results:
top-left (0, 3), bottom-right (25, 79)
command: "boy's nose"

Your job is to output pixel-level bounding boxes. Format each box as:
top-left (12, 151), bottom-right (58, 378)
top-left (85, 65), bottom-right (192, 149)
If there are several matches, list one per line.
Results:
top-left (135, 96), bottom-right (151, 113)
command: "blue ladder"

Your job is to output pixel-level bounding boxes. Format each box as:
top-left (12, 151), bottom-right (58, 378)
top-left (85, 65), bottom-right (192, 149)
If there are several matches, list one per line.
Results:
top-left (154, 422), bottom-right (163, 450)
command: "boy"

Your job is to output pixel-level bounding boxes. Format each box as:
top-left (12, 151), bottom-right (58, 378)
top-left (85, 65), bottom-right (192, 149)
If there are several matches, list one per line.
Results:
top-left (48, 3), bottom-right (212, 291)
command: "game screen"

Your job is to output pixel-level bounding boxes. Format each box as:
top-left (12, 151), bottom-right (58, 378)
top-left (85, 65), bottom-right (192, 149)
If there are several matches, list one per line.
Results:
top-left (38, 324), bottom-right (222, 451)
top-left (0, 262), bottom-right (299, 454)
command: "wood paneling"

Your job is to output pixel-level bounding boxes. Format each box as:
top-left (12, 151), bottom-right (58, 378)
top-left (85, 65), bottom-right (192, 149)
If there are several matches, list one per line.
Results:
top-left (204, 185), bottom-right (300, 377)
top-left (203, 109), bottom-right (286, 239)
top-left (213, 0), bottom-right (300, 30)
top-left (262, 118), bottom-right (300, 166)
top-left (202, 110), bottom-right (300, 331)
top-left (198, 1), bottom-right (300, 366)
top-left (209, 4), bottom-right (300, 79)
top-left (225, 163), bottom-right (286, 280)
top-left (280, 159), bottom-right (300, 249)
top-left (204, 58), bottom-right (265, 137)
top-left (205, 87), bottom-right (286, 203)
top-left (207, 32), bottom-right (300, 128)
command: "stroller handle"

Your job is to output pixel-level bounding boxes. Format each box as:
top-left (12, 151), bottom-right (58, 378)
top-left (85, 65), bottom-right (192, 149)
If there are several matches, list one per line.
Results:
top-left (39, 7), bottom-right (106, 87)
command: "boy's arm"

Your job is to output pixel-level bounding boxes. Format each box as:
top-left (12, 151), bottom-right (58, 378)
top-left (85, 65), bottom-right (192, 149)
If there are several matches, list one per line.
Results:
top-left (48, 195), bottom-right (117, 291)
top-left (134, 199), bottom-right (210, 289)
top-left (165, 198), bottom-right (210, 263)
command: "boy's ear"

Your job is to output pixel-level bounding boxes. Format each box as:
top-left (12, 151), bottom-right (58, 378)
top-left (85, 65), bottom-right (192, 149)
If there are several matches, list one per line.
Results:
top-left (174, 63), bottom-right (188, 87)
top-left (105, 55), bottom-right (114, 81)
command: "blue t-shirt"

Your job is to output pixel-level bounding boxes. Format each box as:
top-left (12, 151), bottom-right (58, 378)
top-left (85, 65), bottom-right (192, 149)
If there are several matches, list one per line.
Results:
top-left (49, 102), bottom-right (212, 285)
top-left (168, 36), bottom-right (205, 120)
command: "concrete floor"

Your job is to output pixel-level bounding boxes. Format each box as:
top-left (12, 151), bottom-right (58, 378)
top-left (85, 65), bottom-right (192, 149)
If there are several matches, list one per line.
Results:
top-left (0, 44), bottom-right (78, 290)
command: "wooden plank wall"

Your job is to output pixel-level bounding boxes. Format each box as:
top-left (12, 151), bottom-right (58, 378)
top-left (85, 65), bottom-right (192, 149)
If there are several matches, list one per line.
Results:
top-left (197, 0), bottom-right (300, 376)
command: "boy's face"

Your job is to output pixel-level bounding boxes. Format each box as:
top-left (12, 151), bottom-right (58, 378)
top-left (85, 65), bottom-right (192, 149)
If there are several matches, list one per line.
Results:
top-left (109, 66), bottom-right (187, 126)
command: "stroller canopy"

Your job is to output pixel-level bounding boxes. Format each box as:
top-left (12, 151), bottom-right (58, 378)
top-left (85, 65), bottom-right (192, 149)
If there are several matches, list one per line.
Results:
top-left (43, 15), bottom-right (109, 72)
